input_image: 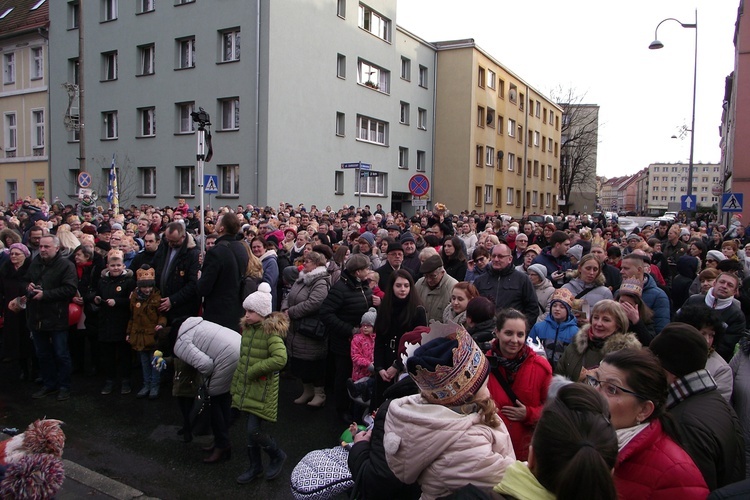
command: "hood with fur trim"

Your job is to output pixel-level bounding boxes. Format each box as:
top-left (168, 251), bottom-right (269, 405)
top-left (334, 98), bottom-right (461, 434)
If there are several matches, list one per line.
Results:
top-left (572, 324), bottom-right (641, 355)
top-left (297, 265), bottom-right (329, 285)
top-left (260, 311), bottom-right (289, 339)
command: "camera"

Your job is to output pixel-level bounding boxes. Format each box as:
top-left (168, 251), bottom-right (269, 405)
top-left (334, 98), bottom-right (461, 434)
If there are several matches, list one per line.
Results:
top-left (190, 107), bottom-right (211, 126)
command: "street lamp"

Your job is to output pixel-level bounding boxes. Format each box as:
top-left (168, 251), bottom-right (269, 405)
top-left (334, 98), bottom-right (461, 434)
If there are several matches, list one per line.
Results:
top-left (650, 10), bottom-right (698, 220)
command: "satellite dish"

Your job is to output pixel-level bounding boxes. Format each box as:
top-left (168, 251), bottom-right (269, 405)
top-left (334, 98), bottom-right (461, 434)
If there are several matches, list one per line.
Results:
top-left (509, 88), bottom-right (517, 101)
top-left (497, 150), bottom-right (504, 160)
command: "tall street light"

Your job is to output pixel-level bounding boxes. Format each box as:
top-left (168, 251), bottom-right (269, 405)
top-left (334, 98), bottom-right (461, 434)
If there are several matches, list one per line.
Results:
top-left (649, 10), bottom-right (698, 221)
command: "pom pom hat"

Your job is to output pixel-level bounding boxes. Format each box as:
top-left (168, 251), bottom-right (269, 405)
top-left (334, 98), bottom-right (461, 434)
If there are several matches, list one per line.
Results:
top-left (243, 282), bottom-right (273, 317)
top-left (360, 307), bottom-right (377, 327)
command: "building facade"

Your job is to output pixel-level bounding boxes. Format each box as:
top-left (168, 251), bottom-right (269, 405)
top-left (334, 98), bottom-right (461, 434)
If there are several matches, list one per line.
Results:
top-left (48, 0), bottom-right (435, 212)
top-left (645, 162), bottom-right (721, 215)
top-left (432, 40), bottom-right (561, 218)
top-left (0, 0), bottom-right (49, 203)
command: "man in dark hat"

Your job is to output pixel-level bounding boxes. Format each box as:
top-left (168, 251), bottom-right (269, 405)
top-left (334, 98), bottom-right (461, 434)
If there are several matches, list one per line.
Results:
top-left (375, 242), bottom-right (413, 289)
top-left (650, 322), bottom-right (745, 490)
top-left (400, 232), bottom-right (421, 277)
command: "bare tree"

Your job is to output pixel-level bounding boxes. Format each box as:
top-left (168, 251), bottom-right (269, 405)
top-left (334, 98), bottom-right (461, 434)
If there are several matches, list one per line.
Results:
top-left (92, 154), bottom-right (138, 209)
top-left (550, 86), bottom-right (600, 212)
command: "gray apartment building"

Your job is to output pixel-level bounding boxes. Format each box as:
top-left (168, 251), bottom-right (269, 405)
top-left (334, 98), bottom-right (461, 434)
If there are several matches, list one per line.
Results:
top-left (48, 0), bottom-right (435, 212)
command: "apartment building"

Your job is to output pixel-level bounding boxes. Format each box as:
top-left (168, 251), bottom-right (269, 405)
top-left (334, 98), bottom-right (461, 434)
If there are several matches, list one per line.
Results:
top-left (48, 0), bottom-right (435, 212)
top-left (645, 162), bottom-right (721, 214)
top-left (432, 40), bottom-right (561, 218)
top-left (0, 0), bottom-right (49, 203)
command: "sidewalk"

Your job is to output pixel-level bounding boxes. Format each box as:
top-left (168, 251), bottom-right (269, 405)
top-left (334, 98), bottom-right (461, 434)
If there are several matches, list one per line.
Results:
top-left (59, 460), bottom-right (159, 500)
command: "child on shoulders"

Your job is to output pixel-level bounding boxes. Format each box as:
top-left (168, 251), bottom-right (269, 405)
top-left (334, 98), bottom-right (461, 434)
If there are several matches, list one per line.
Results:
top-left (529, 288), bottom-right (578, 369)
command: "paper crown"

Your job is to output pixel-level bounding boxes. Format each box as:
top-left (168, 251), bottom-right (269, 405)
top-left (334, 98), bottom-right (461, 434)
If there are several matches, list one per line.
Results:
top-left (136, 265), bottom-right (156, 287)
top-left (618, 278), bottom-right (643, 298)
top-left (407, 323), bottom-right (489, 407)
top-left (550, 288), bottom-right (574, 308)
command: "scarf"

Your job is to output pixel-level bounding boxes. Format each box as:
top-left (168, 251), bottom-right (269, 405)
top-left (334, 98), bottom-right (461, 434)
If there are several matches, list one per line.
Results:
top-left (616, 422), bottom-right (649, 451)
top-left (666, 369), bottom-right (718, 408)
top-left (291, 242), bottom-right (306, 254)
top-left (587, 328), bottom-right (607, 349)
top-left (704, 288), bottom-right (734, 310)
top-left (136, 288), bottom-right (152, 301)
top-left (494, 461), bottom-right (555, 500)
top-left (491, 343), bottom-right (529, 382)
top-left (75, 259), bottom-right (93, 279)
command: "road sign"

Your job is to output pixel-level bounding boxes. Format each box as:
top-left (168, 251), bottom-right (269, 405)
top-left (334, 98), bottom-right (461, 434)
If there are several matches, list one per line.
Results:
top-left (78, 188), bottom-right (92, 200)
top-left (77, 172), bottom-right (92, 188)
top-left (712, 185), bottom-right (723, 196)
top-left (412, 199), bottom-right (427, 207)
top-left (340, 162), bottom-right (372, 170)
top-left (359, 163), bottom-right (372, 170)
top-left (681, 194), bottom-right (697, 211)
top-left (409, 174), bottom-right (430, 197)
top-left (360, 171), bottom-right (380, 177)
top-left (722, 193), bottom-right (743, 212)
top-left (204, 174), bottom-right (219, 194)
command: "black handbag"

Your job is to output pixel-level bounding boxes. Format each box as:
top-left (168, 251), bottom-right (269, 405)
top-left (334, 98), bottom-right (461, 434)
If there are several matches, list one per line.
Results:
top-left (296, 316), bottom-right (327, 339)
top-left (189, 376), bottom-right (212, 436)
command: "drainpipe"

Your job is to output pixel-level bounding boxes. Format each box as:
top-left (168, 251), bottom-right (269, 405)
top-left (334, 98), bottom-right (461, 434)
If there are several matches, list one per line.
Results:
top-left (429, 48), bottom-right (437, 213)
top-left (254, 0), bottom-right (261, 205)
top-left (521, 84), bottom-right (529, 217)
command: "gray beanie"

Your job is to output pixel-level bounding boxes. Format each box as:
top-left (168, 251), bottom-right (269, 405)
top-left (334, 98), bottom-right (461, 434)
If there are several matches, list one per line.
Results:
top-left (360, 307), bottom-right (377, 326)
top-left (566, 244), bottom-right (583, 262)
top-left (707, 250), bottom-right (727, 262)
top-left (528, 263), bottom-right (547, 280)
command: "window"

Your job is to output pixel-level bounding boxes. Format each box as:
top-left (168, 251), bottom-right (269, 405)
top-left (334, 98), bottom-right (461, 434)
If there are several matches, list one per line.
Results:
top-left (519, 93), bottom-right (525, 111)
top-left (3, 53), bottom-right (15, 84)
top-left (102, 0), bottom-right (118, 21)
top-left (652, 186), bottom-right (658, 192)
top-left (417, 108), bottom-right (427, 130)
top-left (477, 106), bottom-right (485, 128)
top-left (546, 192), bottom-right (551, 207)
top-left (337, 0), bottom-right (346, 18)
top-left (508, 119), bottom-right (516, 137)
top-left (506, 187), bottom-right (514, 205)
top-left (32, 110), bottom-right (44, 153)
top-left (477, 67), bottom-right (485, 88)
top-left (507, 152), bottom-right (515, 171)
top-left (542, 136), bottom-right (546, 152)
top-left (337, 53), bottom-right (346, 78)
top-left (138, 0), bottom-right (154, 13)
top-left (177, 166), bottom-right (195, 196)
top-left (474, 187), bottom-right (482, 207)
top-left (532, 191), bottom-right (538, 207)
top-left (518, 158), bottom-right (523, 175)
top-left (475, 145), bottom-right (483, 167)
top-left (547, 165), bottom-right (552, 179)
top-left (418, 65), bottom-right (428, 88)
top-left (220, 164), bottom-right (240, 196)
top-left (527, 160), bottom-right (532, 177)
top-left (517, 124), bottom-right (523, 143)
top-left (141, 167), bottom-right (156, 196)
top-left (400, 57), bottom-right (410, 80)
top-left (484, 185), bottom-right (493, 204)
top-left (509, 83), bottom-right (517, 103)
top-left (138, 44), bottom-right (155, 75)
top-left (4, 113), bottom-right (16, 157)
top-left (357, 171), bottom-right (386, 196)
top-left (30, 47), bottom-right (43, 80)
top-left (335, 171), bottom-right (344, 194)
top-left (176, 0), bottom-right (194, 4)
top-left (485, 146), bottom-right (494, 167)
top-left (534, 131), bottom-right (540, 147)
top-left (398, 147), bottom-right (408, 169)
top-left (357, 59), bottom-right (390, 93)
top-left (399, 102), bottom-right (409, 125)
top-left (416, 150), bottom-right (426, 172)
top-left (486, 108), bottom-right (495, 128)
top-left (533, 160), bottom-right (539, 177)
top-left (68, 1), bottom-right (80, 29)
top-left (6, 181), bottom-right (17, 204)
top-left (139, 107), bottom-right (156, 137)
top-left (543, 107), bottom-right (547, 123)
top-left (69, 57), bottom-right (80, 84)
top-left (549, 110), bottom-right (554, 123)
top-left (103, 111), bottom-right (118, 139)
top-left (220, 98), bottom-right (239, 130)
top-left (335, 111), bottom-right (345, 136)
top-left (102, 51), bottom-right (118, 80)
top-left (497, 114), bottom-right (504, 134)
top-left (178, 37), bottom-right (195, 69)
top-left (356, 115), bottom-right (387, 145)
top-left (178, 102), bottom-right (195, 133)
top-left (358, 4), bottom-right (391, 42)
top-left (221, 29), bottom-right (240, 62)
top-left (535, 101), bottom-right (541, 117)
top-left (498, 78), bottom-right (505, 98)
top-left (487, 69), bottom-right (496, 89)
top-left (548, 138), bottom-right (552, 151)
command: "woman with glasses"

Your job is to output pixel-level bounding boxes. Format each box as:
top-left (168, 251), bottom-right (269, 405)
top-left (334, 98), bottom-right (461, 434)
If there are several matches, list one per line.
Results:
top-left (590, 348), bottom-right (708, 499)
top-left (464, 246), bottom-right (490, 283)
top-left (555, 300), bottom-right (640, 382)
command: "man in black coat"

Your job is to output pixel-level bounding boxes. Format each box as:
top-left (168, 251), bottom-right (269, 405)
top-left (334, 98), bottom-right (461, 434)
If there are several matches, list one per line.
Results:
top-left (26, 234), bottom-right (78, 401)
top-left (129, 231), bottom-right (159, 271)
top-left (153, 222), bottom-right (200, 326)
top-left (197, 214), bottom-right (249, 330)
top-left (650, 323), bottom-right (745, 491)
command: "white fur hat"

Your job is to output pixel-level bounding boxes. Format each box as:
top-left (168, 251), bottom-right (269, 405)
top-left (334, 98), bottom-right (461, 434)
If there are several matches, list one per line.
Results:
top-left (243, 282), bottom-right (272, 317)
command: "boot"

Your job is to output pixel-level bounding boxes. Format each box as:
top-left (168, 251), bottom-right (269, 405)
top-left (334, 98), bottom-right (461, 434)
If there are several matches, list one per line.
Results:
top-left (203, 446), bottom-right (231, 464)
top-left (253, 433), bottom-right (287, 480)
top-left (236, 446), bottom-right (264, 484)
top-left (307, 387), bottom-right (326, 408)
top-left (293, 383), bottom-right (314, 404)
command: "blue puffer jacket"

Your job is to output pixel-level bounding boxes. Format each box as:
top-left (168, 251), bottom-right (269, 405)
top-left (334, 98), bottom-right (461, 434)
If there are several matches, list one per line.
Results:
top-left (528, 311), bottom-right (579, 369)
top-left (641, 274), bottom-right (670, 334)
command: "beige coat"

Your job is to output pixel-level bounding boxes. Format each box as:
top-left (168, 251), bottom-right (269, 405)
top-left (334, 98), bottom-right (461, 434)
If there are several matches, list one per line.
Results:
top-left (415, 273), bottom-right (458, 323)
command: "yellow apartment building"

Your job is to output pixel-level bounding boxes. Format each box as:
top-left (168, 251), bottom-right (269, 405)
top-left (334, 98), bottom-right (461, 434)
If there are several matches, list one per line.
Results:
top-left (433, 39), bottom-right (561, 217)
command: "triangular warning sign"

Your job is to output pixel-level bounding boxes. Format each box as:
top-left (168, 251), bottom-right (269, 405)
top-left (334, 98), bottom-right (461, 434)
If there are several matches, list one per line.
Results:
top-left (722, 194), bottom-right (742, 211)
top-left (205, 177), bottom-right (218, 191)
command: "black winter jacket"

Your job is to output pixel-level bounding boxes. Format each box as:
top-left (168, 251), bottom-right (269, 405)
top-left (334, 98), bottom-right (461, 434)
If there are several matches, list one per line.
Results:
top-left (197, 235), bottom-right (247, 330)
top-left (473, 264), bottom-right (539, 325)
top-left (89, 269), bottom-right (136, 342)
top-left (153, 234), bottom-right (200, 321)
top-left (25, 252), bottom-right (78, 332)
top-left (319, 269), bottom-right (372, 356)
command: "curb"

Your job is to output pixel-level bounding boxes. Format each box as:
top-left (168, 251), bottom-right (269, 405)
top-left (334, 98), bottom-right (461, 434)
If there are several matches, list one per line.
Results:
top-left (62, 460), bottom-right (159, 500)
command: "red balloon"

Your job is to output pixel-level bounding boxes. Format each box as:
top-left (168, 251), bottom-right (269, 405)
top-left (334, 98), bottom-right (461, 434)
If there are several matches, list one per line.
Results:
top-left (68, 302), bottom-right (83, 326)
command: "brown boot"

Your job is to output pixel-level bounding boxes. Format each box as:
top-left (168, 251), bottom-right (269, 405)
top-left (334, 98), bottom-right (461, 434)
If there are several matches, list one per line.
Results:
top-left (203, 447), bottom-right (231, 463)
top-left (307, 387), bottom-right (326, 408)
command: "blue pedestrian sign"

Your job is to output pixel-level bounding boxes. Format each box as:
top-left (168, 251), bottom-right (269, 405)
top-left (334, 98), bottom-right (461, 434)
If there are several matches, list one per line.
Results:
top-left (722, 193), bottom-right (743, 212)
top-left (204, 174), bottom-right (219, 194)
top-left (680, 195), bottom-right (697, 211)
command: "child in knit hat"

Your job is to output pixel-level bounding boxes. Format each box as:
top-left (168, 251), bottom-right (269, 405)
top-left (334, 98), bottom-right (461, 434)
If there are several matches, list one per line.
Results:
top-left (232, 282), bottom-right (290, 484)
top-left (528, 288), bottom-right (579, 369)
top-left (347, 307), bottom-right (377, 405)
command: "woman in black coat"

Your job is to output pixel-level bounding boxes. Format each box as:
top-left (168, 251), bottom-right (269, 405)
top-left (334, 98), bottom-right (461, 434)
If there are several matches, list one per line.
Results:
top-left (440, 236), bottom-right (468, 282)
top-left (0, 244), bottom-right (31, 379)
top-left (319, 254), bottom-right (374, 422)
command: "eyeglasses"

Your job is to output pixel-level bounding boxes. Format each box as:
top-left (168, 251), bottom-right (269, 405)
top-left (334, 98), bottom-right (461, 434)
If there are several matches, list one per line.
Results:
top-left (586, 375), bottom-right (647, 400)
top-left (491, 253), bottom-right (512, 259)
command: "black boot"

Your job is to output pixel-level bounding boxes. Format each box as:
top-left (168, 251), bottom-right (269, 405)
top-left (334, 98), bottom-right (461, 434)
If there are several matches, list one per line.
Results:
top-left (253, 433), bottom-right (287, 480)
top-left (236, 446), bottom-right (264, 484)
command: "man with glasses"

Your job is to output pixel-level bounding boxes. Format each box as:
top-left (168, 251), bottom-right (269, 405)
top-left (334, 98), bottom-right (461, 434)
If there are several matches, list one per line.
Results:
top-left (153, 222), bottom-right (200, 323)
top-left (474, 243), bottom-right (539, 325)
top-left (414, 254), bottom-right (458, 322)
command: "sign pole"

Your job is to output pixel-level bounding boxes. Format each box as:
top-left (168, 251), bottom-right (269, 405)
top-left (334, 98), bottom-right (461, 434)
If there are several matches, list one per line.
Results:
top-left (196, 123), bottom-right (206, 258)
top-left (357, 162), bottom-right (362, 209)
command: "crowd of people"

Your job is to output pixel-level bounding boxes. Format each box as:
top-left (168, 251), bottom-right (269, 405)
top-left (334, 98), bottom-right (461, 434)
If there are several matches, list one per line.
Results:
top-left (2, 195), bottom-right (750, 497)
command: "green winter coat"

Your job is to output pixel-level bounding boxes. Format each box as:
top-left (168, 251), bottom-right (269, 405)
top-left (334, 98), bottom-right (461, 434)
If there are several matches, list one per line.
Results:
top-left (231, 312), bottom-right (288, 422)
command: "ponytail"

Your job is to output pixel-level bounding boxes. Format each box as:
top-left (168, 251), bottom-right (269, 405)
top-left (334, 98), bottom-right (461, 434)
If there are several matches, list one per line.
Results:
top-left (556, 445), bottom-right (618, 500)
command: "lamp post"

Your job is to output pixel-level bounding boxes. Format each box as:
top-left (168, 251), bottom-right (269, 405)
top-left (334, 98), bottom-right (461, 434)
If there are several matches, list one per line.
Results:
top-left (649, 10), bottom-right (698, 221)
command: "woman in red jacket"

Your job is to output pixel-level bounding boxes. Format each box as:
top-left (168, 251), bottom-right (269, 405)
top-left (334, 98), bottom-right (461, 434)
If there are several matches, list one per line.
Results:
top-left (486, 308), bottom-right (552, 461)
top-left (589, 348), bottom-right (709, 500)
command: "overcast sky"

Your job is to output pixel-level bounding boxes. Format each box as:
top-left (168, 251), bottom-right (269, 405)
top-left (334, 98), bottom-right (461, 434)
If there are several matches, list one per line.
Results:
top-left (396, 0), bottom-right (738, 179)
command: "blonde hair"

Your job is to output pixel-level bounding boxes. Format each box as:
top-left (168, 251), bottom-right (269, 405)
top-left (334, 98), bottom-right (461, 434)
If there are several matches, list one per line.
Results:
top-left (591, 300), bottom-right (629, 336)
top-left (56, 224), bottom-right (82, 252)
top-left (572, 254), bottom-right (605, 286)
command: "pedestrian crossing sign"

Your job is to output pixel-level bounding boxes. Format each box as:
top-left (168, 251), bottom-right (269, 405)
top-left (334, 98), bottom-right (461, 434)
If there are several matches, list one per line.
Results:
top-left (721, 193), bottom-right (743, 212)
top-left (204, 174), bottom-right (219, 194)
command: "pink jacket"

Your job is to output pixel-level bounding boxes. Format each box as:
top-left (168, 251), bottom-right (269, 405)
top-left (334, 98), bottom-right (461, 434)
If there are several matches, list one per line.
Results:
top-left (350, 330), bottom-right (375, 380)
